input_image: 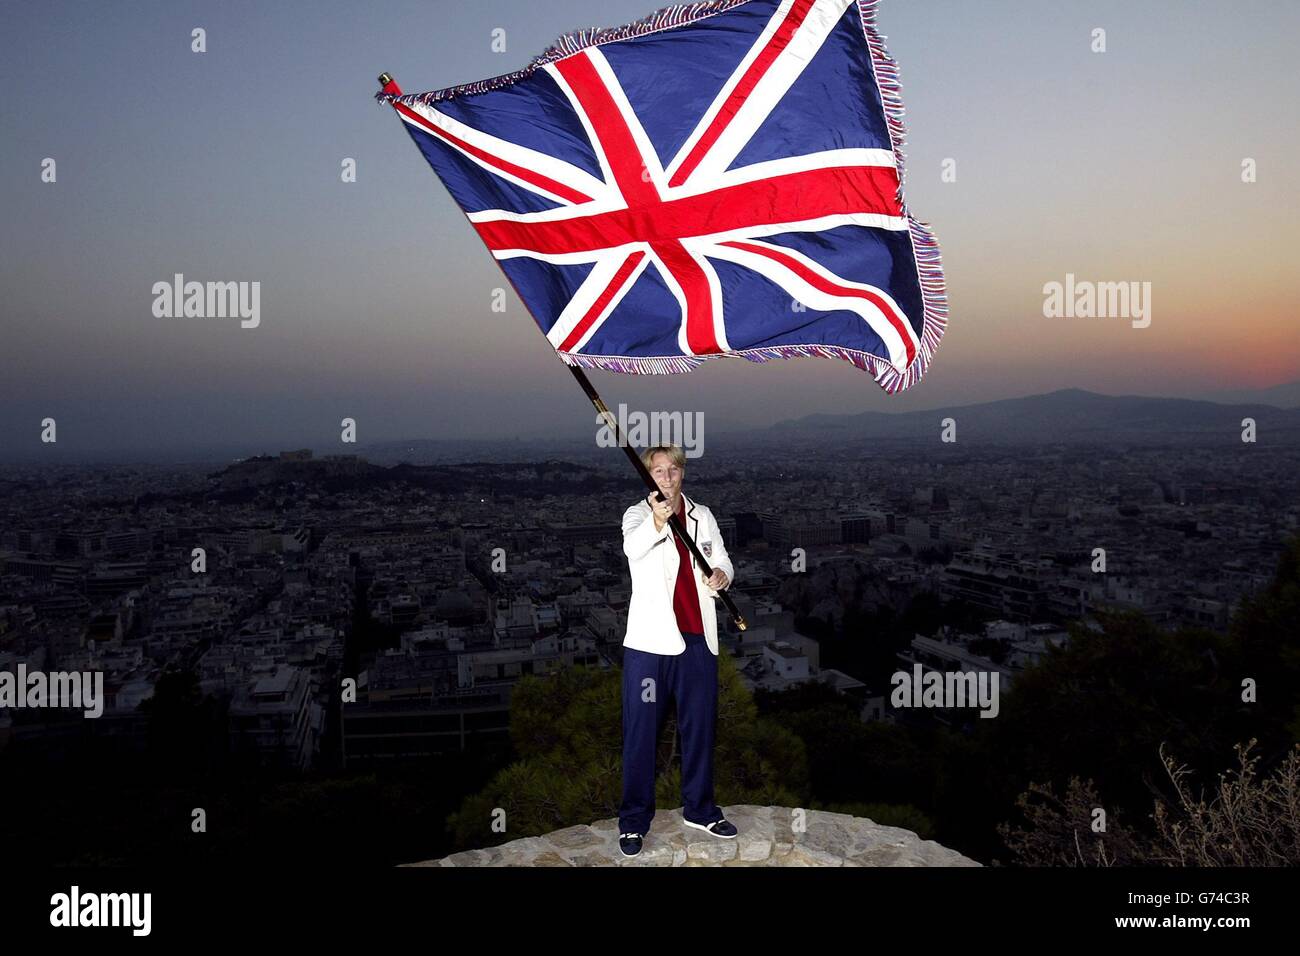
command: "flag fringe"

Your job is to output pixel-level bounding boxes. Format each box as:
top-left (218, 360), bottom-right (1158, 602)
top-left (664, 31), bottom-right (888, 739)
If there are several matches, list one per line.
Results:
top-left (378, 0), bottom-right (948, 395)
top-left (373, 0), bottom-right (754, 108)
top-left (855, 0), bottom-right (949, 393)
top-left (555, 333), bottom-right (933, 396)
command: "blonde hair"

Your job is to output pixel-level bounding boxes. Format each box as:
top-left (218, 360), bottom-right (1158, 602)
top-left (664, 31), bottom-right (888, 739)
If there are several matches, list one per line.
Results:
top-left (640, 443), bottom-right (686, 473)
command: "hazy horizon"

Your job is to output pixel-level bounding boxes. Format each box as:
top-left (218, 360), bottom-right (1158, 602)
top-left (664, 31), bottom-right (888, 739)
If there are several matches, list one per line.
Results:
top-left (2, 382), bottom-right (1297, 466)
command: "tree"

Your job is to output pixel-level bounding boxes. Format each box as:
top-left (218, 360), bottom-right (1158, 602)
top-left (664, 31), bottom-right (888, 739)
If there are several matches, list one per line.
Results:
top-left (138, 667), bottom-right (227, 779)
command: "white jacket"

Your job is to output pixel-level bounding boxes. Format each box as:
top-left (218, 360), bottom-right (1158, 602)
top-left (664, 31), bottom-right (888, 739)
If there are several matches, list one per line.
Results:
top-left (621, 492), bottom-right (735, 657)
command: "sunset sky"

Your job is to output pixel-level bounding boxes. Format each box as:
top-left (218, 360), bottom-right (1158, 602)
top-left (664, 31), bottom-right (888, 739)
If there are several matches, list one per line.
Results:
top-left (2, 0), bottom-right (1297, 461)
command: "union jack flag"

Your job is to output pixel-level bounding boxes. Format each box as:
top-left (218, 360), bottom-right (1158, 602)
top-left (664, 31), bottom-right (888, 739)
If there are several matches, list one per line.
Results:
top-left (377, 0), bottom-right (946, 393)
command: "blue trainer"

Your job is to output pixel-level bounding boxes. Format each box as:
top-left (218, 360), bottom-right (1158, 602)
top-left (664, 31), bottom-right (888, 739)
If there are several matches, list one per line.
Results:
top-left (618, 832), bottom-right (644, 857)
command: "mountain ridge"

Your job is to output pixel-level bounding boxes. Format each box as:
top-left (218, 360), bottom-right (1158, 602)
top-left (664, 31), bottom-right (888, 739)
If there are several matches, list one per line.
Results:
top-left (751, 387), bottom-right (1300, 444)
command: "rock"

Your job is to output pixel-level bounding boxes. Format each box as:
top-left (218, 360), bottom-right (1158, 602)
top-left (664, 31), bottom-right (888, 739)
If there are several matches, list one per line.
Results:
top-left (400, 805), bottom-right (981, 867)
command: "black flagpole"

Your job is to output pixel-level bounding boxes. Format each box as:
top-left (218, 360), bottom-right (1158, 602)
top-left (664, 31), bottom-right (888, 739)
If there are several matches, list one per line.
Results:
top-left (378, 72), bottom-right (747, 633)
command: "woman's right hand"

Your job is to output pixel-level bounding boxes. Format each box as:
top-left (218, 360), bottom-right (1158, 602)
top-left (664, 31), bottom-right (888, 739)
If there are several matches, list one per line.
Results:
top-left (649, 494), bottom-right (673, 529)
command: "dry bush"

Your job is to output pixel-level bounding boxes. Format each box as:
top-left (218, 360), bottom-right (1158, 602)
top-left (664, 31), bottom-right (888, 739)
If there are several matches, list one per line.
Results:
top-left (997, 776), bottom-right (1153, 866)
top-left (999, 739), bottom-right (1300, 866)
top-left (1148, 739), bottom-right (1300, 866)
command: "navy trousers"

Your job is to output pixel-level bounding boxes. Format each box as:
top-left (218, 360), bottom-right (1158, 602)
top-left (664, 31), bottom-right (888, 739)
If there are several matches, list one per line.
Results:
top-left (619, 630), bottom-right (723, 835)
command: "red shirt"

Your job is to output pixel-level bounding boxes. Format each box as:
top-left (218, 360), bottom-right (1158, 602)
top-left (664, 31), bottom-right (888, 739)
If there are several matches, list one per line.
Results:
top-left (669, 495), bottom-right (704, 635)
